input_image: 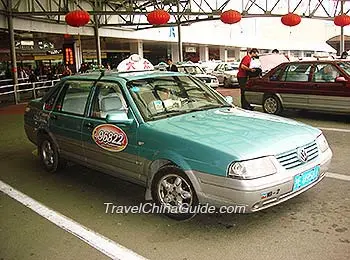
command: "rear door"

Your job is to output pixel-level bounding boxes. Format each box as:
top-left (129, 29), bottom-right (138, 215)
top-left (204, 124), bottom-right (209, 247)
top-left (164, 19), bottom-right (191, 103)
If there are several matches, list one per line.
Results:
top-left (277, 63), bottom-right (313, 109)
top-left (48, 80), bottom-right (93, 162)
top-left (310, 63), bottom-right (350, 113)
top-left (82, 81), bottom-right (141, 183)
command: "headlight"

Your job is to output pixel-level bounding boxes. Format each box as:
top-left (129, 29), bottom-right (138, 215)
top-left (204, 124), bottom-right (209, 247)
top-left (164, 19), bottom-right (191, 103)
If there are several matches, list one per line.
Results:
top-left (228, 156), bottom-right (277, 179)
top-left (316, 134), bottom-right (329, 153)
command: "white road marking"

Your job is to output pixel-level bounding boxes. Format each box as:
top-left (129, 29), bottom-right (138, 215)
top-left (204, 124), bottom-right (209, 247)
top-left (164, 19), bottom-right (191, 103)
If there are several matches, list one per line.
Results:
top-left (319, 127), bottom-right (350, 133)
top-left (326, 172), bottom-right (350, 182)
top-left (0, 180), bottom-right (147, 260)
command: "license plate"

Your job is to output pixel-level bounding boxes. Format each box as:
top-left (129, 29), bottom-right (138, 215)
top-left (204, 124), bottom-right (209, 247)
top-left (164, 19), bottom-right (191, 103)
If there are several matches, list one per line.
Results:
top-left (293, 166), bottom-right (320, 192)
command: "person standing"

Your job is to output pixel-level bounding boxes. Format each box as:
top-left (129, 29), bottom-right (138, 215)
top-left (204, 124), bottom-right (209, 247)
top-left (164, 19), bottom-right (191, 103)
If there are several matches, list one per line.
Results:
top-left (166, 58), bottom-right (178, 72)
top-left (62, 66), bottom-right (72, 76)
top-left (237, 48), bottom-right (259, 110)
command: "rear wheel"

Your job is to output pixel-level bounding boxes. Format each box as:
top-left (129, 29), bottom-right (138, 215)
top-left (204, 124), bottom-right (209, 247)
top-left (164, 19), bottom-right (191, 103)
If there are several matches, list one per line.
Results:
top-left (38, 135), bottom-right (66, 173)
top-left (263, 95), bottom-right (282, 115)
top-left (152, 165), bottom-right (198, 220)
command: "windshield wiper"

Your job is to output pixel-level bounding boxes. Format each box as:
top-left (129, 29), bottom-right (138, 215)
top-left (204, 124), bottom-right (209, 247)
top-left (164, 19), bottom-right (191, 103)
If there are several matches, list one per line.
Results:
top-left (187, 104), bottom-right (222, 112)
top-left (150, 109), bottom-right (186, 119)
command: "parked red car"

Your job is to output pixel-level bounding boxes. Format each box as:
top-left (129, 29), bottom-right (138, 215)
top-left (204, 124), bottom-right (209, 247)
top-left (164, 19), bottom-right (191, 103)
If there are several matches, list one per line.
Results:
top-left (245, 60), bottom-right (350, 114)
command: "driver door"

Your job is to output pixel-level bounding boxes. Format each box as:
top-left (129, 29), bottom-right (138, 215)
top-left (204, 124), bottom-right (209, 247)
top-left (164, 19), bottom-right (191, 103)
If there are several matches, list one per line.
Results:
top-left (81, 81), bottom-right (141, 182)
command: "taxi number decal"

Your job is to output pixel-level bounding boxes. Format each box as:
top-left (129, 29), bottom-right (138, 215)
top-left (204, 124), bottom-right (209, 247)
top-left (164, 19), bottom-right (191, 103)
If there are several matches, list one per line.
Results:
top-left (92, 124), bottom-right (128, 152)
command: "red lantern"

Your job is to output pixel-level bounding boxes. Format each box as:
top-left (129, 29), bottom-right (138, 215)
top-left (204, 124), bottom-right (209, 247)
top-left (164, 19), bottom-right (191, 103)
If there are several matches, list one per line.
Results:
top-left (64, 34), bottom-right (71, 39)
top-left (147, 9), bottom-right (170, 25)
top-left (65, 10), bottom-right (90, 27)
top-left (281, 13), bottom-right (301, 26)
top-left (220, 10), bottom-right (242, 24)
top-left (334, 14), bottom-right (350, 27)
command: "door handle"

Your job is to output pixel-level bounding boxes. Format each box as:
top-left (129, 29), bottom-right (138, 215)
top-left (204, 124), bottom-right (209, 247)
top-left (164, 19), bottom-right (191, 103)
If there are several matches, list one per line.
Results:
top-left (84, 122), bottom-right (94, 129)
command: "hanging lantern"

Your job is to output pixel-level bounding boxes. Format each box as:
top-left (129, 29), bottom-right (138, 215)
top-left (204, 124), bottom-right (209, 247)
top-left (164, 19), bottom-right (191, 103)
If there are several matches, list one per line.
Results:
top-left (64, 34), bottom-right (71, 39)
top-left (65, 10), bottom-right (90, 27)
top-left (147, 9), bottom-right (170, 25)
top-left (281, 13), bottom-right (301, 26)
top-left (220, 10), bottom-right (242, 24)
top-left (334, 14), bottom-right (350, 27)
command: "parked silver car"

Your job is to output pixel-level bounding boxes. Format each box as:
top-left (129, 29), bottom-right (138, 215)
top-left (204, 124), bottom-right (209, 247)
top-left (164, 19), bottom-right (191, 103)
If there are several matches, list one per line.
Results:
top-left (211, 62), bottom-right (239, 87)
top-left (177, 64), bottom-right (219, 88)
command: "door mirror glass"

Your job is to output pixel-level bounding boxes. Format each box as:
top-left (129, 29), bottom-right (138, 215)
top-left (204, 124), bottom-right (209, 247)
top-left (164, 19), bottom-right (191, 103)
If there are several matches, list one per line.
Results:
top-left (335, 76), bottom-right (347, 82)
top-left (106, 111), bottom-right (134, 125)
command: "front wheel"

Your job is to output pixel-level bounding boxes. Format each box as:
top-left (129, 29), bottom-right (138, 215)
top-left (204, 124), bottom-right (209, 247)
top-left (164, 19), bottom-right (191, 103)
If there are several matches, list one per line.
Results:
top-left (263, 95), bottom-right (283, 115)
top-left (152, 165), bottom-right (198, 220)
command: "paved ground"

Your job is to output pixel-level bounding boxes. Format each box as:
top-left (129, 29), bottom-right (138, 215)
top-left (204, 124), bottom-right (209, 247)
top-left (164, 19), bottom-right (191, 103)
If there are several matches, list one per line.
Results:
top-left (0, 90), bottom-right (349, 260)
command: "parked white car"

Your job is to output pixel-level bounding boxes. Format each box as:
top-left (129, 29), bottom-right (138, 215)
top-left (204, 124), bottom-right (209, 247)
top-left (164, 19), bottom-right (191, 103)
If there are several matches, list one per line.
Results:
top-left (211, 62), bottom-right (239, 87)
top-left (177, 64), bottom-right (219, 89)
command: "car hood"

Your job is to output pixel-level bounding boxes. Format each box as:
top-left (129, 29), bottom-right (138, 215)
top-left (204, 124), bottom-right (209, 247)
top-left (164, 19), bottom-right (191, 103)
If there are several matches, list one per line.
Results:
top-left (146, 107), bottom-right (321, 160)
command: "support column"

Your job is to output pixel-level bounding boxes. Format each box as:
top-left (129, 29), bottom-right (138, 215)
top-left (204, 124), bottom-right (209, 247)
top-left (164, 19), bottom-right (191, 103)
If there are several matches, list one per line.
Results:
top-left (130, 40), bottom-right (143, 57)
top-left (199, 46), bottom-right (209, 61)
top-left (171, 44), bottom-right (179, 63)
top-left (340, 1), bottom-right (345, 54)
top-left (177, 23), bottom-right (183, 62)
top-left (219, 47), bottom-right (228, 62)
top-left (7, 0), bottom-right (17, 86)
top-left (176, 0), bottom-right (183, 62)
top-left (74, 36), bottom-right (83, 73)
top-left (94, 14), bottom-right (101, 66)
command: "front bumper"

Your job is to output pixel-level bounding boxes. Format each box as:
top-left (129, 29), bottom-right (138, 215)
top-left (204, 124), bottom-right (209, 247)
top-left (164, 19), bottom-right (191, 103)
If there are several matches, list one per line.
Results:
top-left (208, 82), bottom-right (219, 89)
top-left (191, 148), bottom-right (332, 213)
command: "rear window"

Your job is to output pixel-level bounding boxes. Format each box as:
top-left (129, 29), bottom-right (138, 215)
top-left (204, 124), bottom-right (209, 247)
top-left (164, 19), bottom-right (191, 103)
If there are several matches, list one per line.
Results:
top-left (280, 63), bottom-right (312, 82)
top-left (54, 81), bottom-right (93, 116)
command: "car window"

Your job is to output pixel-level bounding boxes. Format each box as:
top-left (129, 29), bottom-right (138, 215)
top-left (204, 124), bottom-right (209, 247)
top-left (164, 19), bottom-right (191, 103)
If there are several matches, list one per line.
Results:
top-left (54, 81), bottom-right (93, 116)
top-left (127, 75), bottom-right (228, 121)
top-left (337, 62), bottom-right (350, 76)
top-left (90, 82), bottom-right (127, 119)
top-left (313, 64), bottom-right (340, 83)
top-left (214, 64), bottom-right (221, 71)
top-left (269, 67), bottom-right (283, 81)
top-left (281, 64), bottom-right (312, 82)
top-left (43, 82), bottom-right (63, 111)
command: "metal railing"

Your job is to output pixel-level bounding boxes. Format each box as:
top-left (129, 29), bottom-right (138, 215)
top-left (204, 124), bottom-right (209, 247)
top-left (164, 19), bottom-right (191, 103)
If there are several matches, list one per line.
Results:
top-left (0, 79), bottom-right (60, 104)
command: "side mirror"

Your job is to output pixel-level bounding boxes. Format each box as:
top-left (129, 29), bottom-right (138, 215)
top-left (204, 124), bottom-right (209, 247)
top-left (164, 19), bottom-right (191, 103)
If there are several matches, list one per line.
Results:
top-left (335, 76), bottom-right (347, 82)
top-left (225, 96), bottom-right (233, 104)
top-left (106, 111), bottom-right (134, 125)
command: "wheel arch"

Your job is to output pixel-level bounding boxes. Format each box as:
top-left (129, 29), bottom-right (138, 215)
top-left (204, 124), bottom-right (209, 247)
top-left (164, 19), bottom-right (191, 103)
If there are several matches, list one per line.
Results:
top-left (144, 153), bottom-right (203, 201)
top-left (37, 128), bottom-right (61, 153)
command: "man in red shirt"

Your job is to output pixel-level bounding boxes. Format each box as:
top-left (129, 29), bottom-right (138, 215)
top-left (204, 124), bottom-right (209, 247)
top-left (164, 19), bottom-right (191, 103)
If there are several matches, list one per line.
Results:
top-left (237, 48), bottom-right (259, 110)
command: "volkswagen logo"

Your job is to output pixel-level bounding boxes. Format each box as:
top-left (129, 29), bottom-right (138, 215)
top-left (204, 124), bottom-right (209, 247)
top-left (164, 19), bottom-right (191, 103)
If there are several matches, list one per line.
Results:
top-left (297, 148), bottom-right (309, 163)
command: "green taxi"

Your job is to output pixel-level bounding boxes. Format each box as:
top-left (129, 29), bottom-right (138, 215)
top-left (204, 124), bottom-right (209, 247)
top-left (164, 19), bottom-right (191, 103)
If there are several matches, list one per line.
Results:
top-left (24, 56), bottom-right (332, 220)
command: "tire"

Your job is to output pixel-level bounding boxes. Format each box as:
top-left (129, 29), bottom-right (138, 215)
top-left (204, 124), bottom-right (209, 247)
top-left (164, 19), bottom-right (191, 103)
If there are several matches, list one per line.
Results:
top-left (151, 165), bottom-right (199, 221)
top-left (263, 95), bottom-right (283, 115)
top-left (38, 134), bottom-right (66, 173)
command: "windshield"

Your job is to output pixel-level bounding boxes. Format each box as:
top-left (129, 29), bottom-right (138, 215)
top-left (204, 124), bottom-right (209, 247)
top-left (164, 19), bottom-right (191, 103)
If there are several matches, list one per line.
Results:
top-left (127, 76), bottom-right (230, 121)
top-left (177, 66), bottom-right (204, 75)
top-left (337, 62), bottom-right (350, 76)
top-left (226, 64), bottom-right (239, 71)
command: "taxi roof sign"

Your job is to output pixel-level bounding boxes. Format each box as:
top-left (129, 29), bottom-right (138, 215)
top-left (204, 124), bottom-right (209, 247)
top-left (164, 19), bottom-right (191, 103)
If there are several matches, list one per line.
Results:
top-left (117, 54), bottom-right (154, 72)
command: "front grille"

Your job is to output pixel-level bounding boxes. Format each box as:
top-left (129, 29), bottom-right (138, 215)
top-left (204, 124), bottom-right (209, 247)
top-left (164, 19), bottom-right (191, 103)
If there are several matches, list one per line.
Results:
top-left (276, 141), bottom-right (319, 170)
